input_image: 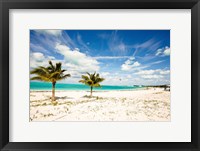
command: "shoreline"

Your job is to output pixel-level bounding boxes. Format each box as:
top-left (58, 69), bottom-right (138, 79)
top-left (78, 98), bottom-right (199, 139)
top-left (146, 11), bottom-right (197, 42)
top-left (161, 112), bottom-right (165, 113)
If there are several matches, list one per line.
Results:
top-left (30, 87), bottom-right (147, 92)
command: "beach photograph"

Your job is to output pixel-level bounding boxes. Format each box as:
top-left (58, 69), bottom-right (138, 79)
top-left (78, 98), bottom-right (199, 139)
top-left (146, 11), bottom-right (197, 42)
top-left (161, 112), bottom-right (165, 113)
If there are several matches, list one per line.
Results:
top-left (30, 30), bottom-right (170, 121)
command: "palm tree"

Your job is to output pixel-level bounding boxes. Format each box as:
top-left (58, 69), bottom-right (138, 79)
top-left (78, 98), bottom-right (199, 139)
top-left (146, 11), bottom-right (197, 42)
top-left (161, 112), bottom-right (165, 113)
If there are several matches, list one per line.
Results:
top-left (79, 72), bottom-right (105, 97)
top-left (30, 61), bottom-right (71, 102)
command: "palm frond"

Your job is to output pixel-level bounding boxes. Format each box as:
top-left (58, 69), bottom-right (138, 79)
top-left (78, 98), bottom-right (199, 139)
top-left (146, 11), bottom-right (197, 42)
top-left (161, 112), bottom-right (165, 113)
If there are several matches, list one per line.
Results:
top-left (79, 80), bottom-right (86, 83)
top-left (57, 74), bottom-right (71, 81)
top-left (91, 72), bottom-right (96, 81)
top-left (81, 75), bottom-right (89, 80)
top-left (30, 76), bottom-right (50, 82)
top-left (38, 66), bottom-right (50, 74)
top-left (49, 71), bottom-right (61, 79)
top-left (86, 79), bottom-right (93, 85)
top-left (95, 78), bottom-right (105, 83)
top-left (47, 66), bottom-right (53, 71)
top-left (55, 62), bottom-right (62, 71)
top-left (49, 61), bottom-right (55, 71)
top-left (61, 69), bottom-right (66, 73)
top-left (62, 74), bottom-right (71, 79)
top-left (86, 72), bottom-right (91, 77)
top-left (30, 61), bottom-right (70, 83)
top-left (30, 68), bottom-right (49, 77)
top-left (93, 83), bottom-right (101, 87)
top-left (79, 72), bottom-right (105, 87)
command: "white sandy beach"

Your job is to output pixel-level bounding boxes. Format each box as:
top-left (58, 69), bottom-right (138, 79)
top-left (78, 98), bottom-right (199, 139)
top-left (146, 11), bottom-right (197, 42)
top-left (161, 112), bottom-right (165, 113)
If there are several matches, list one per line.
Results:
top-left (30, 88), bottom-right (170, 121)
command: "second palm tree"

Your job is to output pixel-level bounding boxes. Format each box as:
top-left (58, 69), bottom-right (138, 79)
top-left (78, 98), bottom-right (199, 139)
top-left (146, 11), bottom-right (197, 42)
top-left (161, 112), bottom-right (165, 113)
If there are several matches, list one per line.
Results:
top-left (79, 72), bottom-right (105, 97)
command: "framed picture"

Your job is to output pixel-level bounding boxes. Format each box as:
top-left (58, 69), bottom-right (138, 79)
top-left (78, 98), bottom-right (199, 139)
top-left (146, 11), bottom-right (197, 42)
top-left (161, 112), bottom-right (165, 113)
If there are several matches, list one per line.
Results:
top-left (0, 0), bottom-right (199, 151)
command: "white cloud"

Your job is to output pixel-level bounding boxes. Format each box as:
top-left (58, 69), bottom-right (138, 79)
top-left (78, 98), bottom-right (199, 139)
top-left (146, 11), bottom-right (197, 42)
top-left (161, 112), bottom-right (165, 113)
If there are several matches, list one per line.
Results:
top-left (101, 72), bottom-right (110, 77)
top-left (155, 46), bottom-right (170, 56)
top-left (127, 75), bottom-right (132, 78)
top-left (31, 52), bottom-right (45, 62)
top-left (35, 30), bottom-right (62, 36)
top-left (151, 60), bottom-right (165, 65)
top-left (107, 30), bottom-right (128, 54)
top-left (55, 43), bottom-right (100, 73)
top-left (94, 56), bottom-right (130, 60)
top-left (47, 56), bottom-right (55, 60)
top-left (133, 38), bottom-right (162, 56)
top-left (121, 62), bottom-right (140, 71)
top-left (74, 48), bottom-right (80, 51)
top-left (118, 43), bottom-right (126, 52)
top-left (160, 70), bottom-right (170, 75)
top-left (101, 68), bottom-right (170, 86)
top-left (30, 43), bottom-right (48, 53)
top-left (77, 33), bottom-right (90, 51)
top-left (133, 61), bottom-right (140, 67)
top-left (124, 60), bottom-right (132, 65)
top-left (155, 49), bottom-right (162, 56)
top-left (163, 48), bottom-right (170, 56)
top-left (101, 75), bottom-right (124, 85)
top-left (134, 69), bottom-right (170, 84)
top-left (141, 75), bottom-right (164, 79)
top-left (30, 52), bottom-right (62, 68)
top-left (61, 32), bottom-right (77, 48)
top-left (121, 65), bottom-right (130, 71)
top-left (135, 69), bottom-right (170, 75)
top-left (30, 44), bottom-right (101, 84)
top-left (30, 52), bottom-right (75, 83)
top-left (135, 70), bottom-right (155, 75)
top-left (121, 57), bottom-right (140, 71)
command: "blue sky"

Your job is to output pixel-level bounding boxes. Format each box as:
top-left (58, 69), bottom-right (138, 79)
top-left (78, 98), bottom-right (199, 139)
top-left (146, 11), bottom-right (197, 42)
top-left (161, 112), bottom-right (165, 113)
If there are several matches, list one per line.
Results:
top-left (30, 30), bottom-right (170, 86)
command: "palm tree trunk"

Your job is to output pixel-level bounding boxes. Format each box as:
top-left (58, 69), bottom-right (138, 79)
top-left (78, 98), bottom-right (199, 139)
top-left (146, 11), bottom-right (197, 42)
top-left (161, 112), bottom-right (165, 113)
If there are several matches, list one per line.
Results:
top-left (52, 82), bottom-right (56, 101)
top-left (90, 86), bottom-right (93, 97)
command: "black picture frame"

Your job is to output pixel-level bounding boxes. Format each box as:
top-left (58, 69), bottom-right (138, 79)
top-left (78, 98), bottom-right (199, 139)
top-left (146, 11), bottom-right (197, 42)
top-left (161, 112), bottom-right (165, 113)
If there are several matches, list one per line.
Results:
top-left (0, 0), bottom-right (200, 151)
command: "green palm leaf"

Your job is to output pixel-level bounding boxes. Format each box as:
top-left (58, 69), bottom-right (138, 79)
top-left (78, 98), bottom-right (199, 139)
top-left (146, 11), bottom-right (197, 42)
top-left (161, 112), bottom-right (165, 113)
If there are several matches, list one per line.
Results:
top-left (30, 61), bottom-right (71, 83)
top-left (57, 74), bottom-right (71, 81)
top-left (79, 72), bottom-right (105, 97)
top-left (30, 76), bottom-right (51, 82)
top-left (48, 61), bottom-right (55, 71)
top-left (30, 61), bottom-right (71, 102)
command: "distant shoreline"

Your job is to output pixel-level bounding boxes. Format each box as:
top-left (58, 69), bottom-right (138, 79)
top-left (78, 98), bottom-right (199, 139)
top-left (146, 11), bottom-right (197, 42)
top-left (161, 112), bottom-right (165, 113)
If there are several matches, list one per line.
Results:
top-left (30, 87), bottom-right (146, 92)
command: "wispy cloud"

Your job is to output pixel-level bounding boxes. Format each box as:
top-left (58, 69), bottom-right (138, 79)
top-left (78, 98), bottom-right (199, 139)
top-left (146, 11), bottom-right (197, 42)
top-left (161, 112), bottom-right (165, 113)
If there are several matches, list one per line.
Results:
top-left (134, 69), bottom-right (170, 84)
top-left (35, 29), bottom-right (62, 37)
top-left (55, 43), bottom-right (100, 73)
top-left (30, 43), bottom-right (48, 54)
top-left (98, 33), bottom-right (110, 39)
top-left (30, 30), bottom-right (170, 85)
top-left (121, 57), bottom-right (141, 71)
top-left (132, 38), bottom-right (156, 56)
top-left (121, 57), bottom-right (166, 72)
top-left (61, 32), bottom-right (77, 49)
top-left (163, 47), bottom-right (170, 56)
top-left (30, 52), bottom-right (58, 68)
top-left (94, 56), bottom-right (131, 60)
top-left (141, 75), bottom-right (164, 79)
top-left (150, 60), bottom-right (166, 65)
top-left (99, 30), bottom-right (128, 55)
top-left (135, 69), bottom-right (170, 75)
top-left (126, 38), bottom-right (164, 64)
top-left (31, 31), bottom-right (61, 54)
top-left (155, 48), bottom-right (162, 56)
top-left (155, 46), bottom-right (170, 56)
top-left (77, 33), bottom-right (91, 51)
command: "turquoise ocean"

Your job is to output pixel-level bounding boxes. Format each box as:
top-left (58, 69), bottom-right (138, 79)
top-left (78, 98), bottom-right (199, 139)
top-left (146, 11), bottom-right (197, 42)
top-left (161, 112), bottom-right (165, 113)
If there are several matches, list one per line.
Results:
top-left (30, 82), bottom-right (143, 91)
